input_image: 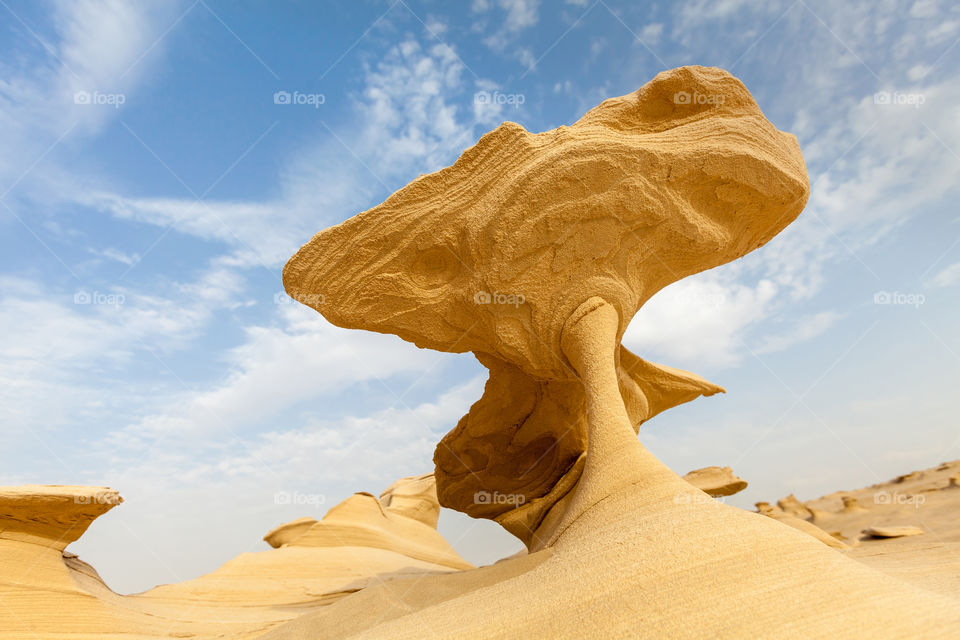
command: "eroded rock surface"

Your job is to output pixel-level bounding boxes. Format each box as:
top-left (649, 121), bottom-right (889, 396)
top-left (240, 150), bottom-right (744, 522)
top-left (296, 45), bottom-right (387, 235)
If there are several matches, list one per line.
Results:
top-left (284, 65), bottom-right (807, 537)
top-left (280, 65), bottom-right (960, 639)
top-left (682, 466), bottom-right (748, 497)
top-left (0, 476), bottom-right (469, 639)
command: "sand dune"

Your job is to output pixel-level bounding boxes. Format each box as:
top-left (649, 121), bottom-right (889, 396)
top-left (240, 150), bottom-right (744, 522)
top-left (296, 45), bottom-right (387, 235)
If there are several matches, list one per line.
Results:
top-left (0, 476), bottom-right (469, 638)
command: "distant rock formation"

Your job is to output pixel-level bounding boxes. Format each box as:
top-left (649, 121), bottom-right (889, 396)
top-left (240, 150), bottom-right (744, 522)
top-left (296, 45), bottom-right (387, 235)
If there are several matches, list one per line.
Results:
top-left (379, 472), bottom-right (441, 527)
top-left (263, 516), bottom-right (317, 548)
top-left (682, 466), bottom-right (748, 497)
top-left (0, 475), bottom-right (469, 639)
top-left (842, 495), bottom-right (867, 513)
top-left (777, 493), bottom-right (813, 519)
top-left (755, 501), bottom-right (849, 550)
top-left (864, 526), bottom-right (925, 539)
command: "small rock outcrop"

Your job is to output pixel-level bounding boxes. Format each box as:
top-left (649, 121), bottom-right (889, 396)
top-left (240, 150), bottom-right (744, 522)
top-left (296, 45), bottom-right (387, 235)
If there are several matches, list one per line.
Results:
top-left (0, 485), bottom-right (121, 549)
top-left (263, 516), bottom-right (318, 548)
top-left (682, 466), bottom-right (748, 497)
top-left (777, 493), bottom-right (813, 519)
top-left (864, 526), bottom-right (925, 539)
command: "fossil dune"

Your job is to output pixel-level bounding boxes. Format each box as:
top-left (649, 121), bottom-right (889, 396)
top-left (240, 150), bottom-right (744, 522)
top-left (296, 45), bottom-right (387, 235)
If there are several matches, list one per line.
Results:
top-left (0, 477), bottom-right (469, 638)
top-left (277, 65), bottom-right (960, 637)
top-left (4, 65), bottom-right (958, 638)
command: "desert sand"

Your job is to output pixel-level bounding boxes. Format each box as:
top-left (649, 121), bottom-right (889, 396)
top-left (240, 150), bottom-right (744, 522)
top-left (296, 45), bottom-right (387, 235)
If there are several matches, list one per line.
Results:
top-left (3, 66), bottom-right (957, 637)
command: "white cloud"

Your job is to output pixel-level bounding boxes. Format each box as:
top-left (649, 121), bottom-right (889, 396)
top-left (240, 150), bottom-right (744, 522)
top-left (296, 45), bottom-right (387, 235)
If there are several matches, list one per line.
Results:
top-left (479, 0), bottom-right (541, 62)
top-left (424, 15), bottom-right (448, 36)
top-left (674, 0), bottom-right (760, 35)
top-left (0, 265), bottom-right (245, 437)
top-left (639, 22), bottom-right (664, 45)
top-left (85, 37), bottom-right (479, 269)
top-left (0, 0), bottom-right (181, 191)
top-left (754, 310), bottom-right (841, 355)
top-left (499, 0), bottom-right (540, 31)
top-left (624, 275), bottom-right (779, 369)
top-left (930, 261), bottom-right (960, 288)
top-left (107, 303), bottom-right (443, 445)
top-left (73, 372), bottom-right (488, 594)
top-left (88, 246), bottom-right (140, 266)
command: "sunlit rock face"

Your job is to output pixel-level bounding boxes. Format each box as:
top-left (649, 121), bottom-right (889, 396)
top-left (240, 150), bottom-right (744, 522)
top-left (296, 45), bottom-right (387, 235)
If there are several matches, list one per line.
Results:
top-left (284, 65), bottom-right (806, 534)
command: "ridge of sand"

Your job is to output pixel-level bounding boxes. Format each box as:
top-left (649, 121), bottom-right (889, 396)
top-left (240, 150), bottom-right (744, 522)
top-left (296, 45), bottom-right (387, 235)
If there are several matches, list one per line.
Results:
top-left (763, 458), bottom-right (960, 598)
top-left (0, 475), bottom-right (469, 638)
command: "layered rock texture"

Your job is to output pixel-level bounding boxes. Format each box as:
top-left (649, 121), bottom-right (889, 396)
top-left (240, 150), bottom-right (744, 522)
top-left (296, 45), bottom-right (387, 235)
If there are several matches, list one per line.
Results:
top-left (279, 65), bottom-right (960, 637)
top-left (283, 64), bottom-right (809, 544)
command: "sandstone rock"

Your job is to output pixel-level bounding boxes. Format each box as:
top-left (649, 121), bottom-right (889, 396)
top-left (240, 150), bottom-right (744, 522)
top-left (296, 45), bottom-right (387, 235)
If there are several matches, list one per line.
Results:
top-left (842, 495), bottom-right (868, 513)
top-left (0, 478), bottom-right (470, 639)
top-left (777, 493), bottom-right (813, 519)
top-left (682, 466), bottom-right (748, 497)
top-left (864, 526), bottom-right (925, 539)
top-left (809, 507), bottom-right (833, 523)
top-left (283, 64), bottom-right (813, 543)
top-left (0, 485), bottom-right (121, 550)
top-left (282, 491), bottom-right (471, 570)
top-left (278, 66), bottom-right (960, 638)
top-left (379, 472), bottom-right (441, 527)
top-left (263, 516), bottom-right (318, 548)
top-left (894, 471), bottom-right (925, 483)
top-left (756, 502), bottom-right (849, 550)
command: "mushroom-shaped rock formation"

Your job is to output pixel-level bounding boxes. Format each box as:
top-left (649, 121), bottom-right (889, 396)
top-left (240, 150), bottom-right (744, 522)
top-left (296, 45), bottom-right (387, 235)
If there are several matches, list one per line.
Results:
top-left (284, 64), bottom-right (811, 545)
top-left (279, 67), bottom-right (960, 638)
top-left (682, 466), bottom-right (748, 497)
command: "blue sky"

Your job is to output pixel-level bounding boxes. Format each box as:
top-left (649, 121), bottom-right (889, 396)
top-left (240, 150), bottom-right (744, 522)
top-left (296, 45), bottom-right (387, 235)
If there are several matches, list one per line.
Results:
top-left (1, 0), bottom-right (959, 594)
